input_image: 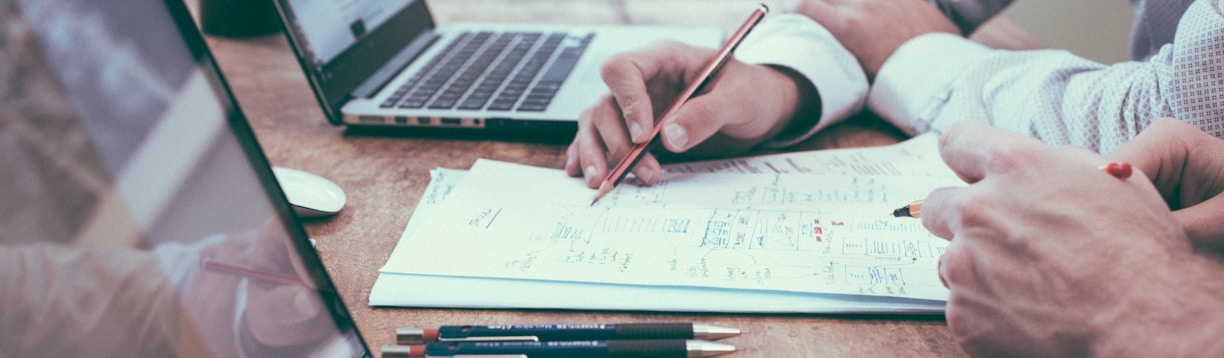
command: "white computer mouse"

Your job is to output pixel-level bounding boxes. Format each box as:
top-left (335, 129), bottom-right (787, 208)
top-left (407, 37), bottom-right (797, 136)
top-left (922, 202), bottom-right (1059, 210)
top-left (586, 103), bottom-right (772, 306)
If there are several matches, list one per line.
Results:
top-left (271, 166), bottom-right (347, 218)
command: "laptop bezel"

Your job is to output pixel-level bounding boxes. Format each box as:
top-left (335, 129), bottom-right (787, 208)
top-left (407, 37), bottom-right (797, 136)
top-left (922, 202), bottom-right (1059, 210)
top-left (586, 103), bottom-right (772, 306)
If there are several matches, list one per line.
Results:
top-left (272, 0), bottom-right (436, 125)
top-left (169, 0), bottom-right (373, 354)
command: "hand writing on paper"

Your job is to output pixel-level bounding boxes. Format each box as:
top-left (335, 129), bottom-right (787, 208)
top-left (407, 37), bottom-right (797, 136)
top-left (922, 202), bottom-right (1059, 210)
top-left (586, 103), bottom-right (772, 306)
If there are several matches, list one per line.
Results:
top-left (566, 41), bottom-right (817, 188)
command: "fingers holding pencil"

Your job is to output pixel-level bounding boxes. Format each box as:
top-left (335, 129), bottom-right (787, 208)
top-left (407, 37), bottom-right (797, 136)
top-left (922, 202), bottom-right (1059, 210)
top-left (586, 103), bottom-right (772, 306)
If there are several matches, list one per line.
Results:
top-left (589, 5), bottom-right (769, 205)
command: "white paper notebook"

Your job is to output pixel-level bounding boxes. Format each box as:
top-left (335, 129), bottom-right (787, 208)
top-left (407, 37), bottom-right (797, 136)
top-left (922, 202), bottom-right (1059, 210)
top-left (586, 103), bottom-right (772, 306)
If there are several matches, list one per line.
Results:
top-left (372, 134), bottom-right (961, 313)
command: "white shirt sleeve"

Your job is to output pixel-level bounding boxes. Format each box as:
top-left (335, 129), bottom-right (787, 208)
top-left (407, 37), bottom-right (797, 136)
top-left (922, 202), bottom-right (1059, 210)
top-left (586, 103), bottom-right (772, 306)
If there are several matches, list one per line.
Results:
top-left (734, 13), bottom-right (868, 147)
top-left (869, 0), bottom-right (1224, 154)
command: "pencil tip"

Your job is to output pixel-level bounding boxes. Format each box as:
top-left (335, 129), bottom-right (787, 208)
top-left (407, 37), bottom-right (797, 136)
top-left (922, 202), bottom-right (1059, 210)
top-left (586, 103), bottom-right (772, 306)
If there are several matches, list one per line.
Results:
top-left (590, 182), bottom-right (614, 206)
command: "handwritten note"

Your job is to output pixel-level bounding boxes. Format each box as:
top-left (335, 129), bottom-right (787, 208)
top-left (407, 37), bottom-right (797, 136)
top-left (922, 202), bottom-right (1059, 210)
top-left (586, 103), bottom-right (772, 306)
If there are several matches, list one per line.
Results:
top-left (660, 133), bottom-right (951, 177)
top-left (381, 135), bottom-right (962, 301)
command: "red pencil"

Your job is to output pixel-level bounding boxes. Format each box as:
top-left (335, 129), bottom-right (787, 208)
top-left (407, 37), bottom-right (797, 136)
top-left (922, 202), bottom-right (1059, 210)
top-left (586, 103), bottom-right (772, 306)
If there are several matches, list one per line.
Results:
top-left (201, 257), bottom-right (308, 287)
top-left (1098, 162), bottom-right (1133, 179)
top-left (590, 4), bottom-right (769, 205)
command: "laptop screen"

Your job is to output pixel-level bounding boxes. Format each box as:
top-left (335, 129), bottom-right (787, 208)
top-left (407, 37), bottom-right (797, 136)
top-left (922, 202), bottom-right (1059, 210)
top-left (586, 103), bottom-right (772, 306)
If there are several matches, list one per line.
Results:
top-left (0, 0), bottom-right (368, 356)
top-left (275, 0), bottom-right (436, 123)
top-left (283, 0), bottom-right (412, 64)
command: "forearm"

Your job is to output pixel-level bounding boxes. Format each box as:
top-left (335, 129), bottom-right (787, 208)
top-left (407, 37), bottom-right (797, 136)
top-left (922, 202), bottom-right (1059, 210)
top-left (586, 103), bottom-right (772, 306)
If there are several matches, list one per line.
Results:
top-left (926, 0), bottom-right (1015, 35)
top-left (871, 33), bottom-right (1166, 153)
top-left (871, 0), bottom-right (1224, 154)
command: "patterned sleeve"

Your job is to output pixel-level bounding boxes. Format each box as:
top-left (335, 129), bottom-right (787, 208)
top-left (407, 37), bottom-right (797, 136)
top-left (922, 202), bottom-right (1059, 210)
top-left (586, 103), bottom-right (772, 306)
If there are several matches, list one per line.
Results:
top-left (869, 0), bottom-right (1223, 154)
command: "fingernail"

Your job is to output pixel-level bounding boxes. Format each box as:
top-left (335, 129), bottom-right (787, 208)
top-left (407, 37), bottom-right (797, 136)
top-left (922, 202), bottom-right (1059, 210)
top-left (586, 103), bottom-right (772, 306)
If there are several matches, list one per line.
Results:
top-left (938, 257), bottom-right (949, 289)
top-left (663, 124), bottom-right (688, 150)
top-left (629, 122), bottom-right (643, 142)
top-left (639, 168), bottom-right (655, 183)
top-left (584, 166), bottom-right (598, 178)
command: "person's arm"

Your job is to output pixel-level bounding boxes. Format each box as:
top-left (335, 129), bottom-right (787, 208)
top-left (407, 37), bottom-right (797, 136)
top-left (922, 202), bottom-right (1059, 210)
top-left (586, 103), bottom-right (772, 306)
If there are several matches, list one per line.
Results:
top-left (795, 0), bottom-right (960, 81)
top-left (921, 121), bottom-right (1224, 357)
top-left (925, 0), bottom-right (1015, 35)
top-left (869, 0), bottom-right (1224, 154)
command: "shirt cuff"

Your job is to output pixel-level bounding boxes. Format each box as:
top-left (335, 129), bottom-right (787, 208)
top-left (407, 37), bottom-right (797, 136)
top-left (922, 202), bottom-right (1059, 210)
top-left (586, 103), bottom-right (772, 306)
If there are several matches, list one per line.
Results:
top-left (868, 33), bottom-right (992, 135)
top-left (734, 14), bottom-right (868, 147)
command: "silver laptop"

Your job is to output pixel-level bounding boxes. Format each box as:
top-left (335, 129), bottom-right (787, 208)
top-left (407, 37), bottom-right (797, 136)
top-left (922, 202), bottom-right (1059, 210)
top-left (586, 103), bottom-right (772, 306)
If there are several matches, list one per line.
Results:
top-left (0, 0), bottom-right (369, 355)
top-left (272, 0), bottom-right (723, 136)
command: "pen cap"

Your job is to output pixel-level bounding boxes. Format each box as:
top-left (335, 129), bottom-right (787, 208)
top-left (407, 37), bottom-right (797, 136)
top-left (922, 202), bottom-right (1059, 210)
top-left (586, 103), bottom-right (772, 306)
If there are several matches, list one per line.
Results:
top-left (381, 345), bottom-right (413, 358)
top-left (396, 328), bottom-right (433, 345)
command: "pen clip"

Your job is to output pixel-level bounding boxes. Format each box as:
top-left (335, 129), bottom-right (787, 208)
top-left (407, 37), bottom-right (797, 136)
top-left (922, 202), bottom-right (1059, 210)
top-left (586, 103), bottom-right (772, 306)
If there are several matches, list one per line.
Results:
top-left (439, 336), bottom-right (539, 342)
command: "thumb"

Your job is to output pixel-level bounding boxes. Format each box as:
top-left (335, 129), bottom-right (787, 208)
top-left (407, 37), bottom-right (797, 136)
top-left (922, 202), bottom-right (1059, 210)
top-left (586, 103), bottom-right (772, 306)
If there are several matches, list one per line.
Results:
top-left (658, 95), bottom-right (724, 153)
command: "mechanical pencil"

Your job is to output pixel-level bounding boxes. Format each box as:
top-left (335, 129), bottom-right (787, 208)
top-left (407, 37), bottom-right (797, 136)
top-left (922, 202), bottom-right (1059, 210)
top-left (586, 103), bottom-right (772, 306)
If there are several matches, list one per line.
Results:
top-left (396, 322), bottom-right (740, 344)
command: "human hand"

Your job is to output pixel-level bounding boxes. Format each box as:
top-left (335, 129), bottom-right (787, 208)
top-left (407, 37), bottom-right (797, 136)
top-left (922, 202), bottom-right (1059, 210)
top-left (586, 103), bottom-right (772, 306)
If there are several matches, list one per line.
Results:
top-left (566, 41), bottom-right (817, 188)
top-left (186, 218), bottom-right (337, 355)
top-left (794, 0), bottom-right (957, 80)
top-left (921, 121), bottom-right (1224, 356)
top-left (1108, 118), bottom-right (1224, 249)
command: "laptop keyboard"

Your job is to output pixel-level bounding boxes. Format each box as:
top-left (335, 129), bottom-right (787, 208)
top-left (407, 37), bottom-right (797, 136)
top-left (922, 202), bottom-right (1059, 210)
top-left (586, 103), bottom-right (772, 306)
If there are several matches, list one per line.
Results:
top-left (379, 31), bottom-right (593, 113)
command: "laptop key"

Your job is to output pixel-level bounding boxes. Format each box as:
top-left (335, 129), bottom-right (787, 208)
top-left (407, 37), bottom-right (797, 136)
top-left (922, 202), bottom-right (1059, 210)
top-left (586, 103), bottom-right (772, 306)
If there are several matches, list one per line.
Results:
top-left (487, 99), bottom-right (517, 111)
top-left (507, 33), bottom-right (591, 112)
top-left (458, 98), bottom-right (489, 110)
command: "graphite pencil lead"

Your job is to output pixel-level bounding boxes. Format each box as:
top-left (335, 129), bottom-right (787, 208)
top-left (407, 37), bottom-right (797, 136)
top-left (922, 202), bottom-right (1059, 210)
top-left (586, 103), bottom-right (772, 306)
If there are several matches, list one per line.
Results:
top-left (590, 181), bottom-right (614, 206)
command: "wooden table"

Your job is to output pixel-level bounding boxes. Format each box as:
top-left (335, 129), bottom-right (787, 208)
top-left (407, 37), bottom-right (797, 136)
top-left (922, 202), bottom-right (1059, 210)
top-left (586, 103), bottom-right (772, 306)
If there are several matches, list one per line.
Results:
top-left (200, 1), bottom-right (1040, 356)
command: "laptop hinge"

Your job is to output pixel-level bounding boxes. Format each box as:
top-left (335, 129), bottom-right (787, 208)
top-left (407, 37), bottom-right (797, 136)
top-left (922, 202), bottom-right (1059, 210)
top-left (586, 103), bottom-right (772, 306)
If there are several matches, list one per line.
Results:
top-left (351, 31), bottom-right (440, 99)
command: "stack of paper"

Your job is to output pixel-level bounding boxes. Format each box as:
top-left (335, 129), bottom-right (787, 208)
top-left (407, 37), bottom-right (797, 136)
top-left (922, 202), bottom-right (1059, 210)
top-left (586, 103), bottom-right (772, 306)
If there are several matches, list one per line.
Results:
top-left (370, 134), bottom-right (963, 313)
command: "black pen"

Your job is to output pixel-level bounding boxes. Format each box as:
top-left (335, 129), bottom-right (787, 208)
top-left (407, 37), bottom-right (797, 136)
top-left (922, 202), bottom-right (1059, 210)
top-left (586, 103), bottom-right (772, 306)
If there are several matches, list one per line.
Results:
top-left (396, 322), bottom-right (741, 344)
top-left (381, 339), bottom-right (736, 358)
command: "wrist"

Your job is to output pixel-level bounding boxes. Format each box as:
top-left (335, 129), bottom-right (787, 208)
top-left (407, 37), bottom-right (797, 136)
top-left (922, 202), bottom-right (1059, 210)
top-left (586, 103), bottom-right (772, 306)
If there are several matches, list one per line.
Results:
top-left (736, 64), bottom-right (822, 150)
top-left (767, 65), bottom-right (821, 138)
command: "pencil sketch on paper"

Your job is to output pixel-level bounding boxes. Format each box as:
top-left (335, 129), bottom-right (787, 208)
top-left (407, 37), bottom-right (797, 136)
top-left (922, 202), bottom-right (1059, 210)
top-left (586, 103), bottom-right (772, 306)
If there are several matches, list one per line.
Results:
top-left (385, 152), bottom-right (962, 301)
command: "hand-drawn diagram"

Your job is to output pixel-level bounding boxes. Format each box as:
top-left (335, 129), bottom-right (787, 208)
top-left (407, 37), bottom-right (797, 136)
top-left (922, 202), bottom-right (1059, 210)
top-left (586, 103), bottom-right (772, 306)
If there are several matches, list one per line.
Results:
top-left (391, 157), bottom-right (961, 301)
